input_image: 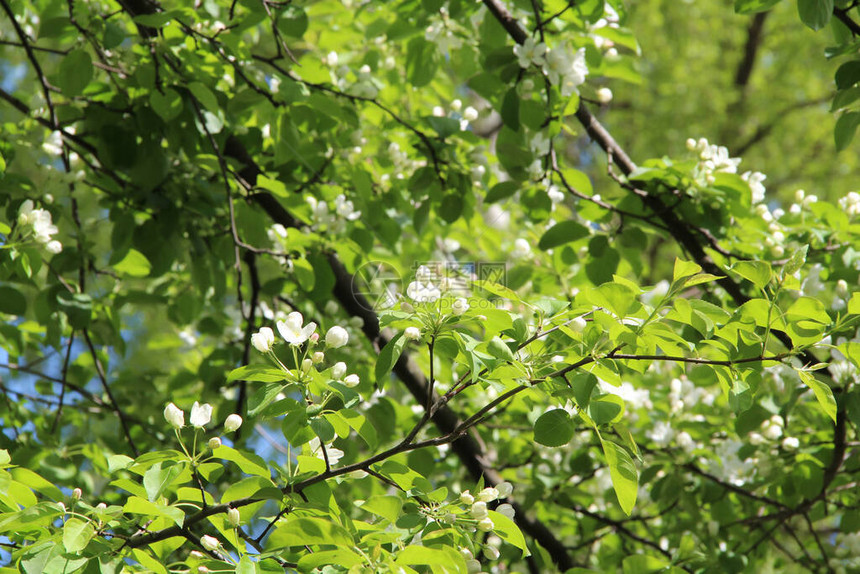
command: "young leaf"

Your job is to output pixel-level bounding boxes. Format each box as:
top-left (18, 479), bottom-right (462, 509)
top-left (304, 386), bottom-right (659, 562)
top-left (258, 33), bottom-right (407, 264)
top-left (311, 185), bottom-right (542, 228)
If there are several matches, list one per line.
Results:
top-left (601, 438), bottom-right (638, 515)
top-left (375, 332), bottom-right (406, 388)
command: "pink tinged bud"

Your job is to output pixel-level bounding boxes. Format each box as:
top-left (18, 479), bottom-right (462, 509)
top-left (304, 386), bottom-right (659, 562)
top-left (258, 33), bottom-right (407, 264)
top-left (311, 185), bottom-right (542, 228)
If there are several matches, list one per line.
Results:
top-left (310, 332), bottom-right (320, 343)
top-left (224, 414), bottom-right (243, 432)
top-left (72, 488), bottom-right (82, 501)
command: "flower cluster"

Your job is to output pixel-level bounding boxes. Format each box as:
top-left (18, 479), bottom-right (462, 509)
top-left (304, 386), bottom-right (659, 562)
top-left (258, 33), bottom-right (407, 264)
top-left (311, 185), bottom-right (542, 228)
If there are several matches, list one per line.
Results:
top-left (838, 191), bottom-right (860, 217)
top-left (424, 6), bottom-right (463, 54)
top-left (686, 137), bottom-right (741, 183)
top-left (17, 200), bottom-right (62, 254)
top-left (163, 401), bottom-right (243, 452)
top-left (513, 39), bottom-right (589, 97)
top-left (306, 195), bottom-right (361, 233)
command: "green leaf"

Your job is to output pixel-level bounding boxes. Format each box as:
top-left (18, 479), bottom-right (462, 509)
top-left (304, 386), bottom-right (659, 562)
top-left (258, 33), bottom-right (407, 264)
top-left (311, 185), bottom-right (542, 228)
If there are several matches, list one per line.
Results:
top-left (534, 409), bottom-right (575, 447)
top-left (213, 445), bottom-right (271, 478)
top-left (486, 336), bottom-right (515, 361)
top-left (0, 286), bottom-right (26, 315)
top-left (783, 244), bottom-right (808, 276)
top-left (588, 394), bottom-right (625, 425)
top-left (57, 50), bottom-right (93, 97)
top-left (486, 181), bottom-right (519, 203)
top-left (143, 462), bottom-right (184, 502)
top-left (731, 260), bottom-right (771, 289)
top-left (798, 370), bottom-right (837, 423)
top-left (227, 365), bottom-right (289, 383)
top-left (257, 175), bottom-right (289, 198)
top-left (293, 257), bottom-right (316, 291)
top-left (734, 0), bottom-right (784, 13)
top-left (57, 291), bottom-right (92, 329)
top-left (501, 87), bottom-right (520, 131)
top-left (835, 111), bottom-right (860, 150)
top-left (150, 88), bottom-right (184, 122)
top-left (673, 258), bottom-right (702, 283)
top-left (835, 61), bottom-right (860, 90)
top-left (538, 221), bottom-right (590, 250)
top-left (361, 495), bottom-right (402, 523)
top-left (114, 249), bottom-right (152, 277)
top-left (375, 332), bottom-right (406, 388)
top-left (271, 516), bottom-right (354, 548)
top-left (488, 510), bottom-right (530, 556)
top-left (62, 518), bottom-right (94, 554)
top-left (601, 438), bottom-right (638, 515)
top-left (797, 0), bottom-right (833, 30)
top-left (123, 496), bottom-right (184, 527)
top-left (406, 37), bottom-right (438, 88)
top-left (297, 549), bottom-right (364, 570)
top-left (236, 555), bottom-right (258, 574)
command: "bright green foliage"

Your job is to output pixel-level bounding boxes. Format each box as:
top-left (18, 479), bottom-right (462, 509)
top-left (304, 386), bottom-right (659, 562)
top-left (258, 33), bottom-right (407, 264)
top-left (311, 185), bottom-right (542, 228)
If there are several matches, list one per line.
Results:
top-left (1, 1), bottom-right (859, 573)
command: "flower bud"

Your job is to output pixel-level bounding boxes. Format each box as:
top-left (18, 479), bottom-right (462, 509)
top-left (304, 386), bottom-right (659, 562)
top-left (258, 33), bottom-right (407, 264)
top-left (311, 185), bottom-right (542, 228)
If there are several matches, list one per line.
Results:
top-left (224, 414), bottom-right (243, 432)
top-left (782, 436), bottom-right (800, 450)
top-left (477, 517), bottom-right (494, 532)
top-left (312, 351), bottom-right (325, 364)
top-left (72, 488), bottom-right (82, 501)
top-left (452, 298), bottom-right (469, 316)
top-left (164, 402), bottom-right (185, 429)
top-left (58, 502), bottom-right (66, 513)
top-left (344, 374), bottom-right (360, 388)
top-left (483, 545), bottom-right (500, 560)
top-left (332, 362), bottom-right (347, 379)
top-left (227, 507), bottom-right (241, 527)
top-left (837, 279), bottom-right (849, 298)
top-left (596, 87), bottom-right (613, 104)
top-left (460, 491), bottom-right (474, 505)
top-left (325, 326), bottom-right (349, 348)
top-left (571, 316), bottom-right (587, 333)
top-left (301, 358), bottom-right (313, 373)
top-left (466, 559), bottom-right (481, 573)
top-left (200, 535), bottom-right (220, 552)
top-left (463, 106), bottom-right (479, 121)
top-left (404, 326), bottom-right (421, 341)
top-left (310, 332), bottom-right (320, 343)
top-left (470, 501), bottom-right (488, 519)
top-left (208, 437), bottom-right (222, 450)
top-left (251, 327), bottom-right (275, 353)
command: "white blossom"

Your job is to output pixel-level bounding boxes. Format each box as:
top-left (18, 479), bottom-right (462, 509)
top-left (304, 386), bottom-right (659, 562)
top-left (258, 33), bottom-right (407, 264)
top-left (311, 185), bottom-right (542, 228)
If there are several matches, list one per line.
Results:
top-left (277, 312), bottom-right (317, 346)
top-left (513, 37), bottom-right (547, 68)
top-left (164, 403), bottom-right (185, 429)
top-left (331, 362), bottom-right (347, 379)
top-left (190, 402), bottom-right (213, 428)
top-left (742, 171), bottom-right (767, 204)
top-left (404, 326), bottom-right (421, 341)
top-left (511, 238), bottom-right (531, 259)
top-left (496, 481), bottom-right (513, 498)
top-left (542, 46), bottom-right (588, 97)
